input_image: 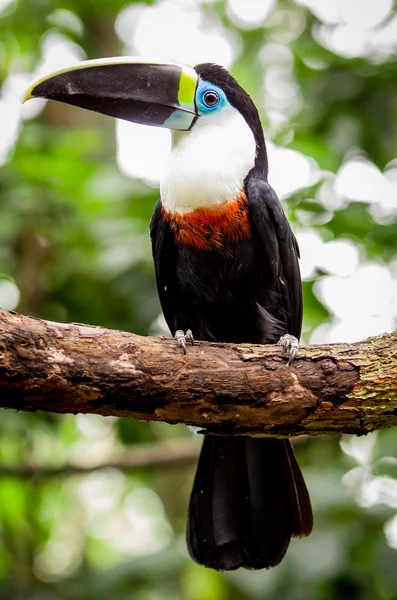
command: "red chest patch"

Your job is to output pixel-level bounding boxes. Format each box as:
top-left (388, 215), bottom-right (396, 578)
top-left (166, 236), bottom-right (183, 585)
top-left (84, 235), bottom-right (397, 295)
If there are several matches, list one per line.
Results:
top-left (162, 191), bottom-right (251, 250)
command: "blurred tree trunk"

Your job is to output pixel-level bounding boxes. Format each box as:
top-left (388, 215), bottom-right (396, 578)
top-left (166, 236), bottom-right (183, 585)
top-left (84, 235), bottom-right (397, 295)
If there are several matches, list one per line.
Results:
top-left (16, 14), bottom-right (120, 315)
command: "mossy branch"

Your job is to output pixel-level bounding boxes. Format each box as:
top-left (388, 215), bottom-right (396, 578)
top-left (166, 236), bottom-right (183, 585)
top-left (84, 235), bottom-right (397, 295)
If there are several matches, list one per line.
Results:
top-left (0, 309), bottom-right (396, 437)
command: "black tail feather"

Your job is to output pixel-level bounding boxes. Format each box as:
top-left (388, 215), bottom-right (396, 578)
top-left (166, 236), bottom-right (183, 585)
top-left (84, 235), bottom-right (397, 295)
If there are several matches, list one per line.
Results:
top-left (284, 438), bottom-right (313, 538)
top-left (187, 436), bottom-right (246, 570)
top-left (187, 436), bottom-right (312, 571)
top-left (243, 438), bottom-right (292, 568)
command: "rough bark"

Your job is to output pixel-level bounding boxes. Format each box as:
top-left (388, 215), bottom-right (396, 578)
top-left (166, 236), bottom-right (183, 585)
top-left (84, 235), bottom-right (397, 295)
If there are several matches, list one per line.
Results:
top-left (0, 309), bottom-right (396, 437)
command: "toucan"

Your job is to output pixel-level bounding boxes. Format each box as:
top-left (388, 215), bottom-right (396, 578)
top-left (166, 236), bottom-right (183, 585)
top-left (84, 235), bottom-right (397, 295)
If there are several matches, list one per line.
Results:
top-left (23, 58), bottom-right (313, 570)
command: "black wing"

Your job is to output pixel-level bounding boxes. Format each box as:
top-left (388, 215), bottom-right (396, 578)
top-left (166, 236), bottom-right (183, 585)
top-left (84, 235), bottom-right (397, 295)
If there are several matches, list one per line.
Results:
top-left (149, 199), bottom-right (177, 335)
top-left (246, 177), bottom-right (302, 339)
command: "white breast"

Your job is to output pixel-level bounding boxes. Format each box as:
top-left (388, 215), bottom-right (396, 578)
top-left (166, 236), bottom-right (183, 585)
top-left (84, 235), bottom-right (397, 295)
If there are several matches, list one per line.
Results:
top-left (160, 105), bottom-right (256, 214)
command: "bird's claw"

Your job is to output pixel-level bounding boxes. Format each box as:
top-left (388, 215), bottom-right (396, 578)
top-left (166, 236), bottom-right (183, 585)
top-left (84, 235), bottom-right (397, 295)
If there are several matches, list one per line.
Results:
top-left (279, 334), bottom-right (299, 365)
top-left (175, 329), bottom-right (194, 354)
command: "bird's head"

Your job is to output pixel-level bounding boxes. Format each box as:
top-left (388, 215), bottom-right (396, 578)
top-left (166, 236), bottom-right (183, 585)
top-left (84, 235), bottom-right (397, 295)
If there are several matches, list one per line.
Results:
top-left (23, 57), bottom-right (267, 172)
top-left (24, 58), bottom-right (268, 213)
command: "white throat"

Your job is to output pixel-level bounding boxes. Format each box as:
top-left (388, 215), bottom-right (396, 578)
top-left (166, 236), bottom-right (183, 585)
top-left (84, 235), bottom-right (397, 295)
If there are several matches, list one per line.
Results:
top-left (160, 105), bottom-right (256, 214)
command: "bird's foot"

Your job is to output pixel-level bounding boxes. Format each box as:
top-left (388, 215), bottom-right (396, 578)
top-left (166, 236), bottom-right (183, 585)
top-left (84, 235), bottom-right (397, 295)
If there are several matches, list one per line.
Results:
top-left (279, 334), bottom-right (299, 365)
top-left (175, 329), bottom-right (194, 354)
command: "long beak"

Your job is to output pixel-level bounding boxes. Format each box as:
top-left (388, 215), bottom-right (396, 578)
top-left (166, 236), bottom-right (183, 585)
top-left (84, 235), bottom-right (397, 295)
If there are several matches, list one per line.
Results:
top-left (22, 57), bottom-right (198, 131)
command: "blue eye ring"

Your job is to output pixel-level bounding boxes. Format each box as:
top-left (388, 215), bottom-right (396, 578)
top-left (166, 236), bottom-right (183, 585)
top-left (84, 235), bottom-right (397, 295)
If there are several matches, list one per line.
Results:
top-left (195, 81), bottom-right (227, 115)
top-left (202, 89), bottom-right (220, 108)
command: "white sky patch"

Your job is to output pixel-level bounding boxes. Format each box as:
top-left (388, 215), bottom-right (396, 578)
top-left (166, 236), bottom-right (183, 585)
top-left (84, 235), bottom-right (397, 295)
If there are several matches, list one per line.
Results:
top-left (315, 21), bottom-right (397, 60)
top-left (346, 472), bottom-right (397, 509)
top-left (268, 143), bottom-right (319, 200)
top-left (80, 476), bottom-right (172, 556)
top-left (296, 0), bottom-right (393, 28)
top-left (370, 165), bottom-right (397, 223)
top-left (116, 121), bottom-right (171, 185)
top-left (294, 0), bottom-right (342, 25)
top-left (122, 0), bottom-right (237, 67)
top-left (372, 13), bottom-right (397, 57)
top-left (0, 0), bottom-right (13, 13)
top-left (312, 4), bottom-right (396, 60)
top-left (319, 262), bottom-right (396, 319)
top-left (266, 110), bottom-right (290, 138)
top-left (339, 0), bottom-right (393, 28)
top-left (312, 262), bottom-right (397, 343)
top-left (341, 431), bottom-right (397, 552)
top-left (341, 432), bottom-right (397, 512)
top-left (34, 31), bottom-right (87, 80)
top-left (317, 175), bottom-right (349, 211)
top-left (5, 73), bottom-right (46, 120)
top-left (385, 515), bottom-right (397, 550)
top-left (260, 40), bottom-right (302, 116)
top-left (316, 239), bottom-right (359, 277)
top-left (46, 9), bottom-right (84, 37)
top-left (34, 533), bottom-right (82, 580)
top-left (0, 279), bottom-right (20, 310)
top-left (79, 469), bottom-right (125, 512)
top-left (0, 31), bottom-right (86, 166)
top-left (115, 3), bottom-right (147, 45)
top-left (264, 66), bottom-right (302, 117)
top-left (340, 433), bottom-right (377, 466)
top-left (326, 25), bottom-right (368, 58)
top-left (0, 71), bottom-right (42, 166)
top-left (354, 471), bottom-right (397, 509)
top-left (335, 159), bottom-right (384, 203)
top-left (301, 0), bottom-right (396, 59)
top-left (295, 230), bottom-right (325, 280)
top-left (296, 233), bottom-right (359, 281)
top-left (334, 157), bottom-right (397, 221)
top-left (227, 0), bottom-right (275, 30)
top-left (76, 414), bottom-right (116, 439)
top-left (0, 86), bottom-right (21, 165)
top-left (121, 488), bottom-right (172, 553)
top-left (0, 32), bottom-right (86, 164)
top-left (149, 312), bottom-right (170, 337)
top-left (260, 43), bottom-right (294, 69)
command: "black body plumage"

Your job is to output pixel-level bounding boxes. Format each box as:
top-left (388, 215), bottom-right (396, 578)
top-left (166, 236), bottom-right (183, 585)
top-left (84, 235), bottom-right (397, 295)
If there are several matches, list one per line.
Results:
top-left (150, 64), bottom-right (313, 570)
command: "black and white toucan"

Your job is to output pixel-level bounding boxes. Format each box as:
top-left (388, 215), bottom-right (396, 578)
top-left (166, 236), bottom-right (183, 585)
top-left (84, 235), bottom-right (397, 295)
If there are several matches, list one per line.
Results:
top-left (24, 57), bottom-right (313, 570)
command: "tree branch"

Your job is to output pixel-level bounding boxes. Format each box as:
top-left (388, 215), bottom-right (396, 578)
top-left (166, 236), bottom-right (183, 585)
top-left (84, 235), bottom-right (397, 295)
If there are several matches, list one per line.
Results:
top-left (0, 309), bottom-right (396, 437)
top-left (0, 439), bottom-right (200, 478)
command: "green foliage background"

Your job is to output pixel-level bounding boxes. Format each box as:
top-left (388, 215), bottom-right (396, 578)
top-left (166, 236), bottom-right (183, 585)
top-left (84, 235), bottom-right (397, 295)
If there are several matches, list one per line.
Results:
top-left (0, 0), bottom-right (397, 598)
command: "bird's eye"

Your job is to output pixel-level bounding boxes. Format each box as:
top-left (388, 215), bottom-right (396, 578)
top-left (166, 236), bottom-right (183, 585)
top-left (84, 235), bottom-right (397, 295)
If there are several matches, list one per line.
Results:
top-left (202, 90), bottom-right (219, 108)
